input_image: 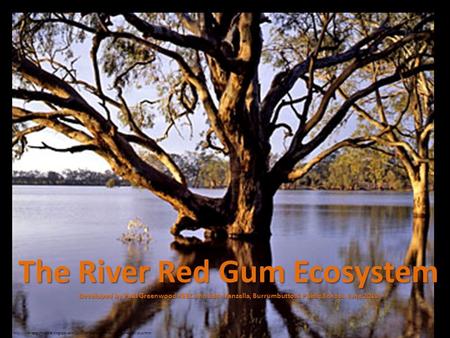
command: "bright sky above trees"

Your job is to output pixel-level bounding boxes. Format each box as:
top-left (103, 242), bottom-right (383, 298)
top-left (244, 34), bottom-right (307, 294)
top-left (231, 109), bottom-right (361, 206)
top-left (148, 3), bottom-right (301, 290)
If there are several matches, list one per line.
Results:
top-left (12, 24), bottom-right (356, 172)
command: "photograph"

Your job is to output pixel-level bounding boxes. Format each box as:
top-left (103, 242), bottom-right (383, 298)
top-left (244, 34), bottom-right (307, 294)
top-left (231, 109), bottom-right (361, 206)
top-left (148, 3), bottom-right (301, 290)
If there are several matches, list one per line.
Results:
top-left (11, 11), bottom-right (439, 338)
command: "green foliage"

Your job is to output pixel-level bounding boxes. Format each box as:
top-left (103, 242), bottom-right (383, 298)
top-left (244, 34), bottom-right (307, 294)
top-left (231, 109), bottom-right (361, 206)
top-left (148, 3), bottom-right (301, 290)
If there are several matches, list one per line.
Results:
top-left (264, 13), bottom-right (432, 70)
top-left (12, 169), bottom-right (128, 186)
top-left (105, 177), bottom-right (117, 188)
top-left (11, 13), bottom-right (433, 195)
top-left (12, 152), bottom-right (230, 188)
top-left (194, 152), bottom-right (229, 188)
top-left (327, 148), bottom-right (408, 190)
top-left (284, 147), bottom-right (415, 190)
top-left (139, 150), bottom-right (229, 188)
top-left (13, 147), bottom-right (427, 191)
top-left (264, 13), bottom-right (353, 68)
top-left (12, 13), bottom-right (197, 139)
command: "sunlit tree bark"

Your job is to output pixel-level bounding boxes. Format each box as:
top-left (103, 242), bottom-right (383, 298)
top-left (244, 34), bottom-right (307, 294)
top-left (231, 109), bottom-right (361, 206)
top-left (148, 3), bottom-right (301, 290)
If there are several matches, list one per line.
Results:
top-left (12, 13), bottom-right (433, 238)
top-left (336, 54), bottom-right (433, 266)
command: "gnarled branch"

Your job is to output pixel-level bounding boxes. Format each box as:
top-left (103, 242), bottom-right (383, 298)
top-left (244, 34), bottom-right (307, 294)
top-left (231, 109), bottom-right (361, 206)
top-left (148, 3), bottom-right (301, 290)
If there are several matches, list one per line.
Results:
top-left (29, 142), bottom-right (99, 153)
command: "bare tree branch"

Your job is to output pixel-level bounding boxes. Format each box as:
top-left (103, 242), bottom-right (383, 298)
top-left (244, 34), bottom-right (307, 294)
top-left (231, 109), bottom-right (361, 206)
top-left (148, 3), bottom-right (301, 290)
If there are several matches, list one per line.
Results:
top-left (13, 46), bottom-right (110, 127)
top-left (270, 62), bottom-right (433, 186)
top-left (106, 31), bottom-right (230, 152)
top-left (13, 125), bottom-right (45, 146)
top-left (29, 142), bottom-right (99, 153)
top-left (12, 52), bottom-right (204, 218)
top-left (287, 137), bottom-right (374, 182)
top-left (260, 26), bottom-right (432, 128)
top-left (121, 13), bottom-right (238, 70)
top-left (90, 32), bottom-right (111, 119)
top-left (29, 14), bottom-right (97, 34)
top-left (123, 133), bottom-right (187, 186)
top-left (177, 13), bottom-right (201, 35)
top-left (270, 123), bottom-right (293, 137)
top-left (12, 107), bottom-right (93, 144)
top-left (204, 128), bottom-right (229, 155)
top-left (302, 63), bottom-right (433, 161)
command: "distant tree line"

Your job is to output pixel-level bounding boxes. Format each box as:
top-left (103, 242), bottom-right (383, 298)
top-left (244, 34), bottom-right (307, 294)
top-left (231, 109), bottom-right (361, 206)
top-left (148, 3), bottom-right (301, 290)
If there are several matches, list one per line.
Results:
top-left (282, 148), bottom-right (416, 191)
top-left (12, 169), bottom-right (129, 187)
top-left (13, 148), bottom-right (432, 191)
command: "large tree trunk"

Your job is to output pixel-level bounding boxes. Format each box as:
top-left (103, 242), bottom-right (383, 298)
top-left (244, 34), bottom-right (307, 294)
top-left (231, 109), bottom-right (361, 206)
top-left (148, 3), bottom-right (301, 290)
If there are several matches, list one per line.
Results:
top-left (169, 180), bottom-right (274, 240)
top-left (168, 187), bottom-right (275, 240)
top-left (170, 139), bottom-right (275, 239)
top-left (226, 170), bottom-right (274, 239)
top-left (227, 185), bottom-right (273, 239)
top-left (404, 177), bottom-right (430, 267)
top-left (221, 145), bottom-right (274, 239)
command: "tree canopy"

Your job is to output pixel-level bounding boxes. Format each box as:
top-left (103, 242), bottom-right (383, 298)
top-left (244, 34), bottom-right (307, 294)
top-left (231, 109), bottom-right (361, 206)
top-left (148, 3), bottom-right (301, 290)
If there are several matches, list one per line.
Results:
top-left (12, 13), bottom-right (434, 237)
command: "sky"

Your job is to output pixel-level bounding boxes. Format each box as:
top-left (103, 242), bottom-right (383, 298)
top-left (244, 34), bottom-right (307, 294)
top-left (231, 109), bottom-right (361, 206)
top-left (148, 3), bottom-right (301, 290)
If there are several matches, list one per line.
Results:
top-left (12, 19), bottom-right (355, 173)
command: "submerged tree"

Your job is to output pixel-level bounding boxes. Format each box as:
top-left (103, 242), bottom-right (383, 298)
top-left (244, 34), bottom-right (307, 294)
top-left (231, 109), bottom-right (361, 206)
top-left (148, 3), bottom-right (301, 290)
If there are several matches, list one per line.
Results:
top-left (326, 15), bottom-right (434, 267)
top-left (12, 13), bottom-right (433, 238)
top-left (351, 71), bottom-right (433, 268)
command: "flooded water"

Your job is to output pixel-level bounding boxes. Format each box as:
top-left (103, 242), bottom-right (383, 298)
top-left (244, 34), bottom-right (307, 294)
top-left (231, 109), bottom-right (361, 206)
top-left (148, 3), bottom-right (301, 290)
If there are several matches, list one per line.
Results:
top-left (12, 186), bottom-right (435, 338)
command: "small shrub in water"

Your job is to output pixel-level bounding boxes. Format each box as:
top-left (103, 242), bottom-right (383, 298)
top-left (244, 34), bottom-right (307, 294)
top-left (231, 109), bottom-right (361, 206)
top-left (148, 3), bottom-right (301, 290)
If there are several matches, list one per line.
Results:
top-left (119, 218), bottom-right (151, 244)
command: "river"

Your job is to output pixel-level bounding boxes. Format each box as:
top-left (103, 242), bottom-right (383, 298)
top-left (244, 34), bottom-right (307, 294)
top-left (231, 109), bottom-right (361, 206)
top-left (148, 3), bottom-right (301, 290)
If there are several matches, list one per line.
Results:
top-left (12, 186), bottom-right (435, 337)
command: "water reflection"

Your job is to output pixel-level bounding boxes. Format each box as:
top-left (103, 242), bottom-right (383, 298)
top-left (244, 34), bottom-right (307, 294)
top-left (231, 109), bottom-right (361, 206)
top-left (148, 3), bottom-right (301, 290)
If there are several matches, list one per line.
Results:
top-left (12, 236), bottom-right (433, 338)
top-left (12, 188), bottom-right (435, 338)
top-left (12, 284), bottom-right (29, 333)
top-left (124, 242), bottom-right (150, 268)
top-left (63, 237), bottom-right (322, 338)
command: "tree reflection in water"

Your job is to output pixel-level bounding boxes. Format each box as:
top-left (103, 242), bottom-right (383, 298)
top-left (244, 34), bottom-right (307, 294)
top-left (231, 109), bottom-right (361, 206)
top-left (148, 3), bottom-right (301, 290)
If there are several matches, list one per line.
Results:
top-left (68, 237), bottom-right (317, 338)
top-left (12, 234), bottom-right (434, 338)
top-left (12, 283), bottom-right (29, 334)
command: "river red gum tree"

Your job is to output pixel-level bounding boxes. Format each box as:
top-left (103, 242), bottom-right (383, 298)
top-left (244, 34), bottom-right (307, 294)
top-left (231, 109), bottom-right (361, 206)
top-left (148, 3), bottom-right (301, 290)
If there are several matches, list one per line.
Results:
top-left (332, 27), bottom-right (434, 267)
top-left (12, 13), bottom-right (434, 238)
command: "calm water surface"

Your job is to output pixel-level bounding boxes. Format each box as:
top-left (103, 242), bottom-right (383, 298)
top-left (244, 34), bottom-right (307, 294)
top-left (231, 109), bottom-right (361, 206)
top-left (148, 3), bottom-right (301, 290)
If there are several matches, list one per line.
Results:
top-left (12, 186), bottom-right (435, 338)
